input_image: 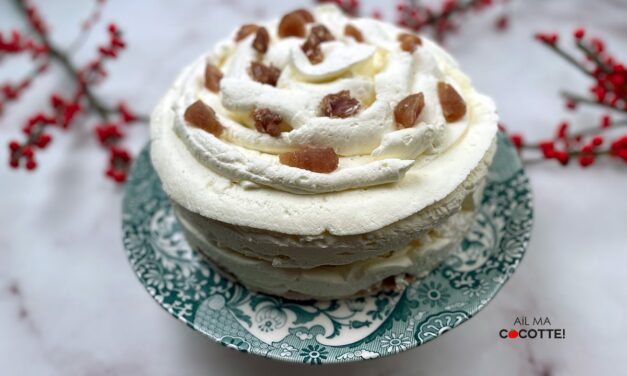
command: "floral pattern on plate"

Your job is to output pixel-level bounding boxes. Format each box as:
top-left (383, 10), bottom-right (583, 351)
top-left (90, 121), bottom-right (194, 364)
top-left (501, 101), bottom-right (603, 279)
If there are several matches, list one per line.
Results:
top-left (122, 132), bottom-right (532, 364)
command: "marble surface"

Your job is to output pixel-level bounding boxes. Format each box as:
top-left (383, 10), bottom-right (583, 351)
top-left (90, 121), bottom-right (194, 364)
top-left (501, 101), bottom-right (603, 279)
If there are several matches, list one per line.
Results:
top-left (1, 0), bottom-right (626, 375)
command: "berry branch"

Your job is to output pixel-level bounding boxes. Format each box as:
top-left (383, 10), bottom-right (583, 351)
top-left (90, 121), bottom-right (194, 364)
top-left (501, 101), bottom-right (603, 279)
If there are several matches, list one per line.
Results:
top-left (3, 0), bottom-right (148, 182)
top-left (318, 0), bottom-right (509, 40)
top-left (507, 28), bottom-right (627, 167)
top-left (395, 0), bottom-right (509, 40)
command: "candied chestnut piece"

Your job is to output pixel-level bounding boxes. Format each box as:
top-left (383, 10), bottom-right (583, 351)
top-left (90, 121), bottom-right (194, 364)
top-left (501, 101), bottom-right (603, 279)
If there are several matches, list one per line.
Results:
top-left (398, 32), bottom-right (422, 53)
top-left (319, 90), bottom-right (362, 118)
top-left (293, 9), bottom-right (315, 23)
top-left (344, 24), bottom-right (364, 42)
top-left (249, 62), bottom-right (281, 86)
top-left (311, 24), bottom-right (334, 43)
top-left (278, 10), bottom-right (310, 38)
top-left (184, 100), bottom-right (223, 137)
top-left (300, 25), bottom-right (326, 64)
top-left (302, 40), bottom-right (323, 64)
top-left (394, 93), bottom-right (425, 128)
top-left (235, 24), bottom-right (260, 41)
top-left (252, 27), bottom-right (270, 54)
top-left (301, 24), bottom-right (335, 64)
top-left (204, 63), bottom-right (223, 93)
top-left (301, 24), bottom-right (334, 64)
top-left (437, 82), bottom-right (467, 122)
top-left (252, 108), bottom-right (282, 137)
top-left (279, 147), bottom-right (339, 173)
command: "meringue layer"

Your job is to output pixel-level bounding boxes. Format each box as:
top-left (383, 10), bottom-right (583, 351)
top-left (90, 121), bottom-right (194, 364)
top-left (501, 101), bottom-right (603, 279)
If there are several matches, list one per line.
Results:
top-left (160, 4), bottom-right (493, 196)
top-left (150, 5), bottom-right (498, 236)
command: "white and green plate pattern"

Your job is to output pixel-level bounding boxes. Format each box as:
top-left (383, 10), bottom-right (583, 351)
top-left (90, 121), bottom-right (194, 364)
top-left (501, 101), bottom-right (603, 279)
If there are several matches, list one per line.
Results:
top-left (122, 133), bottom-right (532, 364)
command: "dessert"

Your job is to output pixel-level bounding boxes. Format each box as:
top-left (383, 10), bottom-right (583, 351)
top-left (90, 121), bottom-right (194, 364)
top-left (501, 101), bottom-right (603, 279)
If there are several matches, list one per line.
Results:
top-left (150, 5), bottom-right (498, 300)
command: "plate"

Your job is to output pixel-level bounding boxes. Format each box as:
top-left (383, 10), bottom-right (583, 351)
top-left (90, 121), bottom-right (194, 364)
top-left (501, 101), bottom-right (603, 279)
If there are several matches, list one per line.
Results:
top-left (122, 132), bottom-right (532, 364)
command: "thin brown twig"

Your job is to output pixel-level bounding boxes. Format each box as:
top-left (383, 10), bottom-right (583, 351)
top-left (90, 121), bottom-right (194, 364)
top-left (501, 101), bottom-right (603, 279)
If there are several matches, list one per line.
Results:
top-left (575, 40), bottom-right (612, 74)
top-left (67, 0), bottom-right (105, 53)
top-left (521, 148), bottom-right (612, 165)
top-left (428, 0), bottom-right (480, 23)
top-left (517, 118), bottom-right (627, 150)
top-left (541, 40), bottom-right (592, 78)
top-left (13, 0), bottom-right (110, 121)
top-left (561, 91), bottom-right (627, 113)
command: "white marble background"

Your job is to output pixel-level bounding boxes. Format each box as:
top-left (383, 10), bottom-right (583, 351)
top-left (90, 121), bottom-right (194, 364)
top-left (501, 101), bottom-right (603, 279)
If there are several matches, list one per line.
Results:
top-left (1, 0), bottom-right (626, 375)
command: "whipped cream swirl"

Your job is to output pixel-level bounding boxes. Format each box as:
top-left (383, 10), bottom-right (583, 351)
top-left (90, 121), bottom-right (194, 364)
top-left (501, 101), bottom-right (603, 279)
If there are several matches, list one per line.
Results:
top-left (172, 5), bottom-right (474, 194)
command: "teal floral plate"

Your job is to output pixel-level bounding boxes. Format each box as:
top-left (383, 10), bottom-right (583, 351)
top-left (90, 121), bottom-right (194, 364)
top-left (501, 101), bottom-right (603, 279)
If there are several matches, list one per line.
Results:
top-left (122, 132), bottom-right (532, 364)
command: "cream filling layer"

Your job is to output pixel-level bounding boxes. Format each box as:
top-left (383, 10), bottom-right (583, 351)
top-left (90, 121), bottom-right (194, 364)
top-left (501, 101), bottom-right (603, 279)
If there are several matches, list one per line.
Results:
top-left (179, 195), bottom-right (476, 300)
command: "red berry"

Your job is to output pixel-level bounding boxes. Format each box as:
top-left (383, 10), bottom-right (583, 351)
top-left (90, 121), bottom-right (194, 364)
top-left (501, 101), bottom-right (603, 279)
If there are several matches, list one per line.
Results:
top-left (539, 140), bottom-right (554, 149)
top-left (25, 159), bottom-right (37, 170)
top-left (118, 102), bottom-right (137, 124)
top-left (591, 136), bottom-right (603, 146)
top-left (611, 136), bottom-right (627, 153)
top-left (110, 170), bottom-right (126, 183)
top-left (573, 28), bottom-right (585, 40)
top-left (95, 123), bottom-right (123, 145)
top-left (111, 38), bottom-right (126, 49)
top-left (581, 144), bottom-right (594, 153)
top-left (556, 121), bottom-right (569, 138)
top-left (105, 167), bottom-right (116, 178)
top-left (610, 74), bottom-right (625, 86)
top-left (540, 141), bottom-right (555, 159)
top-left (578, 155), bottom-right (594, 167)
top-left (9, 140), bottom-right (20, 152)
top-left (601, 115), bottom-right (612, 128)
top-left (555, 151), bottom-right (570, 165)
top-left (108, 23), bottom-right (118, 34)
top-left (592, 86), bottom-right (606, 102)
top-left (115, 149), bottom-right (131, 162)
top-left (9, 158), bottom-right (19, 169)
top-left (495, 15), bottom-right (508, 30)
top-left (36, 133), bottom-right (52, 148)
top-left (510, 134), bottom-right (523, 148)
top-left (50, 93), bottom-right (64, 108)
top-left (547, 33), bottom-right (558, 45)
top-left (590, 38), bottom-right (604, 53)
top-left (21, 146), bottom-right (34, 158)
